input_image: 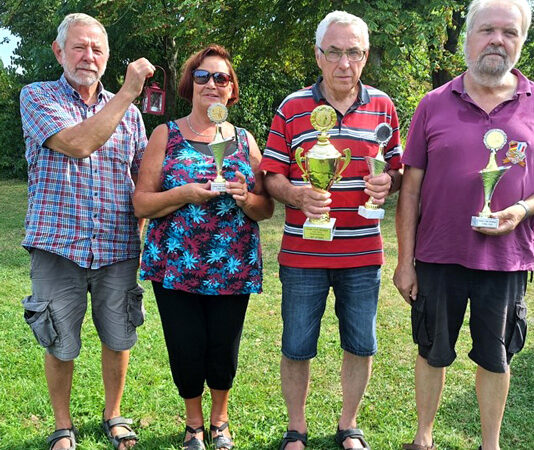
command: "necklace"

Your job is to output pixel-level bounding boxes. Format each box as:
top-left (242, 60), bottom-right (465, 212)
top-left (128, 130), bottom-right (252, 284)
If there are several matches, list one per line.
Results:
top-left (186, 115), bottom-right (215, 138)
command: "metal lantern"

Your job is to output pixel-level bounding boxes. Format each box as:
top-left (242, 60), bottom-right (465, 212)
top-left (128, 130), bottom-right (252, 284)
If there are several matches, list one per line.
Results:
top-left (142, 65), bottom-right (166, 115)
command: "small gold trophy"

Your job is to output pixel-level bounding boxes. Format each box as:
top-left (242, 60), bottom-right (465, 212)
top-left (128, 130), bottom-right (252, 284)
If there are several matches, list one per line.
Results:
top-left (358, 122), bottom-right (393, 220)
top-left (294, 105), bottom-right (351, 241)
top-left (207, 103), bottom-right (235, 192)
top-left (470, 129), bottom-right (511, 228)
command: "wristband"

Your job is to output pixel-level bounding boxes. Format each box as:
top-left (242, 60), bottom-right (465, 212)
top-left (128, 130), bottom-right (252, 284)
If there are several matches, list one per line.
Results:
top-left (515, 200), bottom-right (530, 219)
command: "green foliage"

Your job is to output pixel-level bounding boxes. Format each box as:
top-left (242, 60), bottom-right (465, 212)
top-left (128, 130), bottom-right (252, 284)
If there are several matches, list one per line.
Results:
top-left (0, 67), bottom-right (25, 178)
top-left (2, 0), bottom-right (534, 176)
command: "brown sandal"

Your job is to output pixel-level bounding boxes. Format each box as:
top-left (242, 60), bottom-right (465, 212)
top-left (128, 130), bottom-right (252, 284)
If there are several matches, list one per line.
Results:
top-left (402, 441), bottom-right (436, 450)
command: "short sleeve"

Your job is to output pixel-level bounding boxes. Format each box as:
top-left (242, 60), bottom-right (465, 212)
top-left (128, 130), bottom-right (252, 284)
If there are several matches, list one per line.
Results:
top-left (20, 83), bottom-right (78, 147)
top-left (402, 95), bottom-right (429, 170)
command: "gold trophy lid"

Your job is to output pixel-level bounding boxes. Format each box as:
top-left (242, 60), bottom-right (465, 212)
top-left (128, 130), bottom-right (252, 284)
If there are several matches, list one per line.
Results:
top-left (307, 105), bottom-right (340, 159)
top-left (207, 103), bottom-right (228, 124)
top-left (482, 129), bottom-right (507, 172)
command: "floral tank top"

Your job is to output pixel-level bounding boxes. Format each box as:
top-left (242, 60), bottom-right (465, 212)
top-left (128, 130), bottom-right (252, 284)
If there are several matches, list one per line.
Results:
top-left (140, 121), bottom-right (262, 295)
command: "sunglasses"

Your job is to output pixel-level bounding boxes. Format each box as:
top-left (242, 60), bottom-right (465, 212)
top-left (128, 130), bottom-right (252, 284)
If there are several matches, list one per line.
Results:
top-left (192, 69), bottom-right (232, 87)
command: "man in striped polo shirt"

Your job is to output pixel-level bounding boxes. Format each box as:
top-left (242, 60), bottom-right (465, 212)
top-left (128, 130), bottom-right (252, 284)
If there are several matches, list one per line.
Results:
top-left (260, 10), bottom-right (402, 450)
top-left (20, 13), bottom-right (154, 450)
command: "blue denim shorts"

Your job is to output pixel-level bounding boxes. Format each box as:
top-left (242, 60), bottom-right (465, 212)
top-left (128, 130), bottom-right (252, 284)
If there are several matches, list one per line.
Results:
top-left (22, 249), bottom-right (145, 361)
top-left (279, 265), bottom-right (381, 360)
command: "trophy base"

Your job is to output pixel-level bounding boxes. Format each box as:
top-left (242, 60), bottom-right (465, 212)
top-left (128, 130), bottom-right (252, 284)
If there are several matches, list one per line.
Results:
top-left (471, 216), bottom-right (499, 229)
top-left (210, 181), bottom-right (226, 192)
top-left (358, 205), bottom-right (385, 220)
top-left (302, 218), bottom-right (336, 241)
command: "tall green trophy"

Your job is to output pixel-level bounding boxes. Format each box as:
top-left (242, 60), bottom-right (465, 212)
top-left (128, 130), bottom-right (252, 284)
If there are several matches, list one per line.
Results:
top-left (470, 129), bottom-right (511, 228)
top-left (358, 122), bottom-right (393, 219)
top-left (295, 105), bottom-right (351, 241)
top-left (207, 103), bottom-right (235, 192)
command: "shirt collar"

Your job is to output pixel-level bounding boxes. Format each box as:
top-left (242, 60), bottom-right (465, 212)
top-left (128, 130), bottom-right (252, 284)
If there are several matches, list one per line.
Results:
top-left (452, 68), bottom-right (532, 97)
top-left (311, 76), bottom-right (370, 111)
top-left (59, 73), bottom-right (105, 103)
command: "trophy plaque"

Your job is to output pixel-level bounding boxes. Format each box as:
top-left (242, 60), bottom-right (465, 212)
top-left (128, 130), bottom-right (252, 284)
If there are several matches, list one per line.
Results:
top-left (294, 105), bottom-right (351, 241)
top-left (471, 129), bottom-right (511, 229)
top-left (207, 103), bottom-right (235, 192)
top-left (358, 122), bottom-right (393, 220)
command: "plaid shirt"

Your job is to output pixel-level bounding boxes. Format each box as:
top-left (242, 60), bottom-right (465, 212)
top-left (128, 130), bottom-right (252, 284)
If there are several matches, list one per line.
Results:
top-left (20, 74), bottom-right (147, 269)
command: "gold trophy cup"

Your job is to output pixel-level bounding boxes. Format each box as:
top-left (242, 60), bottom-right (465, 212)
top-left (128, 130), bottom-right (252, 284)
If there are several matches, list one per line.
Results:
top-left (358, 122), bottom-right (393, 220)
top-left (471, 129), bottom-right (510, 228)
top-left (207, 103), bottom-right (235, 192)
top-left (294, 105), bottom-right (351, 241)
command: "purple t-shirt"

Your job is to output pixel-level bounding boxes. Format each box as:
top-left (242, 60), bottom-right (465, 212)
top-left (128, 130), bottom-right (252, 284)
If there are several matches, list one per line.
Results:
top-left (403, 69), bottom-right (534, 271)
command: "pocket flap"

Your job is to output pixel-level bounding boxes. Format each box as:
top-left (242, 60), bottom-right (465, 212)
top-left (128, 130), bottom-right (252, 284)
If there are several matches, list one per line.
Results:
top-left (516, 303), bottom-right (527, 320)
top-left (21, 295), bottom-right (49, 313)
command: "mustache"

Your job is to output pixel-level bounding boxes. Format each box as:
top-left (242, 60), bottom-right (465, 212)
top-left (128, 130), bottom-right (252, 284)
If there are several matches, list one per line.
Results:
top-left (76, 65), bottom-right (98, 72)
top-left (480, 46), bottom-right (507, 58)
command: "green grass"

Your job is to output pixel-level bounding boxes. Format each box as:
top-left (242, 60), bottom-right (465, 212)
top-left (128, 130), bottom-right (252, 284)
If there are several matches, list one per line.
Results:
top-left (0, 179), bottom-right (532, 449)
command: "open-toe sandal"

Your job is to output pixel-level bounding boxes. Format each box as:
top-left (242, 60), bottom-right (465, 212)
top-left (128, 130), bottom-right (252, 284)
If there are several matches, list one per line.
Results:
top-left (102, 414), bottom-right (138, 449)
top-left (210, 422), bottom-right (234, 449)
top-left (47, 427), bottom-right (76, 450)
top-left (279, 430), bottom-right (307, 449)
top-left (335, 427), bottom-right (370, 449)
top-left (183, 425), bottom-right (206, 449)
top-left (402, 441), bottom-right (436, 450)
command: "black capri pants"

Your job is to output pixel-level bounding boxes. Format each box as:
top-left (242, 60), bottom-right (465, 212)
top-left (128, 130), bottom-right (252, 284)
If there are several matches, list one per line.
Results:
top-left (152, 281), bottom-right (249, 399)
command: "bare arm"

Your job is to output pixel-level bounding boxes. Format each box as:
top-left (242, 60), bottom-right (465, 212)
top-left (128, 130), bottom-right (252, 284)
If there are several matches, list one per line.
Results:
top-left (393, 166), bottom-right (425, 304)
top-left (45, 58), bottom-right (155, 158)
top-left (225, 131), bottom-right (274, 221)
top-left (133, 124), bottom-right (220, 219)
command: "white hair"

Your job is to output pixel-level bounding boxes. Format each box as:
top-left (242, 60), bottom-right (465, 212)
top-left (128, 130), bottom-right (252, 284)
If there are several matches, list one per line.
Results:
top-left (465, 0), bottom-right (532, 42)
top-left (56, 13), bottom-right (108, 50)
top-left (315, 10), bottom-right (369, 49)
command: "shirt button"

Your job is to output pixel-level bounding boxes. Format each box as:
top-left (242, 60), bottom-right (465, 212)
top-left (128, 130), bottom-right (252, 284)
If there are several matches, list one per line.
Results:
top-left (93, 192), bottom-right (98, 196)
top-left (93, 213), bottom-right (98, 218)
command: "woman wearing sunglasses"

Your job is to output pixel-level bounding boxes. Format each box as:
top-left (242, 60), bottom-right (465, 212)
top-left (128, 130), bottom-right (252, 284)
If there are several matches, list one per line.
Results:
top-left (133, 44), bottom-right (273, 449)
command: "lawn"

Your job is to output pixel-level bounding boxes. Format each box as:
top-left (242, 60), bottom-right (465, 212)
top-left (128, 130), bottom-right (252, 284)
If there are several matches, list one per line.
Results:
top-left (0, 179), bottom-right (532, 449)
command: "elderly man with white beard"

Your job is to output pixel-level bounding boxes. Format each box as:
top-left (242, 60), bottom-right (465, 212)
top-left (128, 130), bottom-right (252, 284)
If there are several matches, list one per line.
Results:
top-left (20, 13), bottom-right (154, 450)
top-left (394, 1), bottom-right (532, 449)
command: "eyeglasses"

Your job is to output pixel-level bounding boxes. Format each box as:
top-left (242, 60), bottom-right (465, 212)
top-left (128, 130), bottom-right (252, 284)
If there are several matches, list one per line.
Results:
top-left (192, 69), bottom-right (232, 87)
top-left (318, 47), bottom-right (367, 63)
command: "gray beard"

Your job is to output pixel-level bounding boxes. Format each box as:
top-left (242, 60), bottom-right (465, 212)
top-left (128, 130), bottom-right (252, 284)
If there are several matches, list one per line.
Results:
top-left (466, 56), bottom-right (513, 88)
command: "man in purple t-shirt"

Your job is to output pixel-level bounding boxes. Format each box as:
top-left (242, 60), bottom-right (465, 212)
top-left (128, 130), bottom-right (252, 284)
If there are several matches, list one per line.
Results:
top-left (395, 1), bottom-right (532, 449)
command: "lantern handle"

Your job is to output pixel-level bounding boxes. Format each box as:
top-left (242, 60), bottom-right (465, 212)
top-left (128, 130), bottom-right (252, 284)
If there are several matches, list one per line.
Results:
top-left (152, 65), bottom-right (167, 89)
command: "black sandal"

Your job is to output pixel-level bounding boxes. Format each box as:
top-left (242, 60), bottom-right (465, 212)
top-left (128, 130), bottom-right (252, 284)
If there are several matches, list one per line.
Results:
top-left (210, 422), bottom-right (234, 449)
top-left (183, 425), bottom-right (206, 449)
top-left (101, 414), bottom-right (138, 449)
top-left (47, 427), bottom-right (76, 450)
top-left (279, 430), bottom-right (307, 449)
top-left (335, 427), bottom-right (370, 449)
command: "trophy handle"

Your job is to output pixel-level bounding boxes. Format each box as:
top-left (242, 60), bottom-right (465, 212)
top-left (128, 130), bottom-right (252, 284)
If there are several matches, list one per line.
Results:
top-left (334, 148), bottom-right (352, 182)
top-left (295, 147), bottom-right (309, 182)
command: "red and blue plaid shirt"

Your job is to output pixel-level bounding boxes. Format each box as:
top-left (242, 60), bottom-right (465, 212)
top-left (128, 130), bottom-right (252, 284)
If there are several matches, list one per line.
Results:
top-left (20, 75), bottom-right (147, 269)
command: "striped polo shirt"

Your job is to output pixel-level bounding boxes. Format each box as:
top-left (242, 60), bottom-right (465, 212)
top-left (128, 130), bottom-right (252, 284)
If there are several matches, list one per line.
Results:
top-left (260, 78), bottom-right (402, 268)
